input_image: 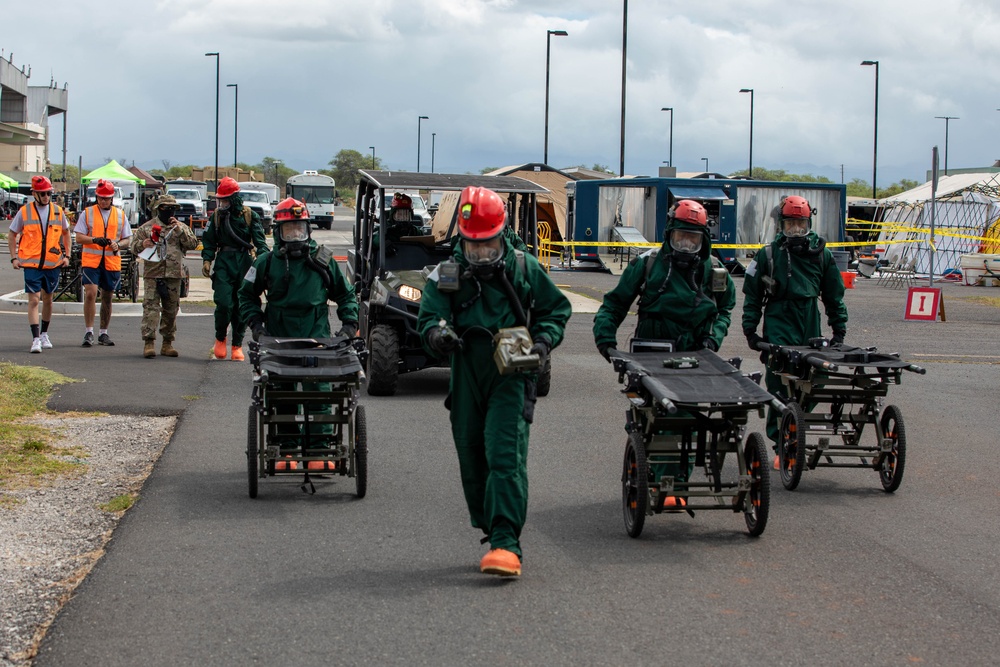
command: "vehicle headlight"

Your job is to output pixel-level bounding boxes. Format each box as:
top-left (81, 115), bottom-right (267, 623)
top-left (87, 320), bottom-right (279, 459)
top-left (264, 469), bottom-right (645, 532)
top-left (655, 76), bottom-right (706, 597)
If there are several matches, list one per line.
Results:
top-left (398, 285), bottom-right (422, 302)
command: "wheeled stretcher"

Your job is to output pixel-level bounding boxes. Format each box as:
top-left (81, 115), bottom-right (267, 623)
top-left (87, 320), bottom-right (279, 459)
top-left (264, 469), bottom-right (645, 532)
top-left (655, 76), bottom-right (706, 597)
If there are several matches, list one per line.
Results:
top-left (762, 341), bottom-right (925, 492)
top-left (611, 347), bottom-right (778, 538)
top-left (246, 335), bottom-right (368, 498)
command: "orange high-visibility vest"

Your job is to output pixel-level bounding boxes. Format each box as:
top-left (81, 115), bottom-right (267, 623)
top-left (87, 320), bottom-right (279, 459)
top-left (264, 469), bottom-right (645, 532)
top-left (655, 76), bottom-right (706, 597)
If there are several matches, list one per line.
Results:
top-left (16, 203), bottom-right (66, 269)
top-left (81, 205), bottom-right (122, 271)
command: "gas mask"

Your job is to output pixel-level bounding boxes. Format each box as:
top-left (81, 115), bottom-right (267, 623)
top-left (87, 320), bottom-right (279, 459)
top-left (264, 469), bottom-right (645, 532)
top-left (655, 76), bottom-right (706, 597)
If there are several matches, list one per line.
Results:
top-left (463, 237), bottom-right (503, 268)
top-left (782, 217), bottom-right (810, 238)
top-left (392, 208), bottom-right (413, 223)
top-left (278, 220), bottom-right (310, 259)
top-left (669, 229), bottom-right (703, 255)
top-left (217, 198), bottom-right (231, 211)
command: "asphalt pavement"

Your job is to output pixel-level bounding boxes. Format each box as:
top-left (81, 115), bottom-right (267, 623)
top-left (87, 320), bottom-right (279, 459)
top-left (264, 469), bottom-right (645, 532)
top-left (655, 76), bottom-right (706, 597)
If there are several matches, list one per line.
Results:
top-left (4, 219), bottom-right (1000, 665)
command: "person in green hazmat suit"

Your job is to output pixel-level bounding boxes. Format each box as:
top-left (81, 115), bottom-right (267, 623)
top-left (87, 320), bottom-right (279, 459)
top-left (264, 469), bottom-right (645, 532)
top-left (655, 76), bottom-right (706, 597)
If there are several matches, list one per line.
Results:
top-left (417, 186), bottom-right (571, 578)
top-left (593, 199), bottom-right (736, 509)
top-left (202, 177), bottom-right (269, 361)
top-left (742, 195), bottom-right (848, 464)
top-left (239, 197), bottom-right (359, 471)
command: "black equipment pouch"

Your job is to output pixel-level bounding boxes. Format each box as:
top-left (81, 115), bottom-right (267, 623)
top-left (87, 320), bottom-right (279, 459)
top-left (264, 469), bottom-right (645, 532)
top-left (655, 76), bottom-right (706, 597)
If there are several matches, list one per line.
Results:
top-left (437, 260), bottom-right (461, 292)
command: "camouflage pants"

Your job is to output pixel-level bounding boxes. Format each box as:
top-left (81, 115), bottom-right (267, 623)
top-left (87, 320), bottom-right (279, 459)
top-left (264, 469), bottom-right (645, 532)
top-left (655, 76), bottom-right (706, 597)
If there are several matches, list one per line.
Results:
top-left (141, 278), bottom-right (181, 342)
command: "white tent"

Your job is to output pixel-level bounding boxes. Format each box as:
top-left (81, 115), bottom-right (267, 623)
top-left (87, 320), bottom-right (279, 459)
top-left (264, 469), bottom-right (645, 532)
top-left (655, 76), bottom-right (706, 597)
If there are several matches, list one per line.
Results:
top-left (875, 173), bottom-right (1000, 274)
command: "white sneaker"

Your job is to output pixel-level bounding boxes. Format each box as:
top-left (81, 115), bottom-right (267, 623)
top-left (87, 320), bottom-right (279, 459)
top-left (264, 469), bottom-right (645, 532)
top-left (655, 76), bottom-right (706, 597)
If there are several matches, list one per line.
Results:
top-left (40, 332), bottom-right (53, 349)
top-left (30, 338), bottom-right (42, 353)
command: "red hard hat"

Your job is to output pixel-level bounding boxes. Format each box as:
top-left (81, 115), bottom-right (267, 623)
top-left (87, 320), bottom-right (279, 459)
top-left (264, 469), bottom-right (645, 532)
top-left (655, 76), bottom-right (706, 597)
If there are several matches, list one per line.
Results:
top-left (781, 195), bottom-right (812, 219)
top-left (457, 186), bottom-right (506, 241)
top-left (273, 197), bottom-right (310, 222)
top-left (95, 179), bottom-right (115, 198)
top-left (214, 177), bottom-right (240, 198)
top-left (670, 199), bottom-right (708, 226)
top-left (391, 193), bottom-right (412, 209)
top-left (31, 175), bottom-right (54, 193)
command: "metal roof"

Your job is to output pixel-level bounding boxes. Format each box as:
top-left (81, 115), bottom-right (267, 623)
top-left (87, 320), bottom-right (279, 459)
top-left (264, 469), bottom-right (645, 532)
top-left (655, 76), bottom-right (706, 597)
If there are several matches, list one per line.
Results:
top-left (358, 170), bottom-right (549, 194)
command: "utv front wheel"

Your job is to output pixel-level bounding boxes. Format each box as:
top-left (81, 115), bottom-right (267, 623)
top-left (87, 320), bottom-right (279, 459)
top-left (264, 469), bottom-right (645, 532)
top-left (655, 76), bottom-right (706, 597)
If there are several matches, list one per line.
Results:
top-left (367, 324), bottom-right (400, 396)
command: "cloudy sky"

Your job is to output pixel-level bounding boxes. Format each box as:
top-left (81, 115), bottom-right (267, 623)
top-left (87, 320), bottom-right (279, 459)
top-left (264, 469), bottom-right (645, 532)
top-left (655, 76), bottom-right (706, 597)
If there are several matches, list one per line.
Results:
top-left (5, 0), bottom-right (1000, 186)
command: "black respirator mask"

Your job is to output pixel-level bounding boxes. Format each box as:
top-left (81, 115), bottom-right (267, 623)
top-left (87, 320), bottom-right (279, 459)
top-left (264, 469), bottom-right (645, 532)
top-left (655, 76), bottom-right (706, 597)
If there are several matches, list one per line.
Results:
top-left (785, 235), bottom-right (810, 254)
top-left (157, 207), bottom-right (176, 223)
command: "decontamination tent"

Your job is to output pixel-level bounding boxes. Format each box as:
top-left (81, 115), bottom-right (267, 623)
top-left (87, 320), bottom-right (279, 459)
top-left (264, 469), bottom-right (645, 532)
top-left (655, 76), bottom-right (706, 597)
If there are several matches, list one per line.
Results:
top-left (876, 173), bottom-right (1000, 274)
top-left (0, 172), bottom-right (17, 189)
top-left (81, 160), bottom-right (144, 185)
top-left (483, 164), bottom-right (577, 241)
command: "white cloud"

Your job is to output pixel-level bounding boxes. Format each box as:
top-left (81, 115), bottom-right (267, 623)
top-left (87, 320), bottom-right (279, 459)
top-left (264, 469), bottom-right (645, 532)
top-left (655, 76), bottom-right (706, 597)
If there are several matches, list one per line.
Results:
top-left (3, 0), bottom-right (1000, 183)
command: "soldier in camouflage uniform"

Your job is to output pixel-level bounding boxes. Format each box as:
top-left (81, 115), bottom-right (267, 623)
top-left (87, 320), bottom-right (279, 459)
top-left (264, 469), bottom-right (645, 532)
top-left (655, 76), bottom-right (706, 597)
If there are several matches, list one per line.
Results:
top-left (130, 194), bottom-right (200, 358)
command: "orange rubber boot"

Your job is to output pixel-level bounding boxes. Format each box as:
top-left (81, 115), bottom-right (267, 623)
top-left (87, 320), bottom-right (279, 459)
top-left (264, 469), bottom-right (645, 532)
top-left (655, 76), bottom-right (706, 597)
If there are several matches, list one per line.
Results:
top-left (480, 549), bottom-right (521, 577)
top-left (773, 455), bottom-right (780, 470)
top-left (213, 339), bottom-right (227, 359)
top-left (231, 346), bottom-right (245, 362)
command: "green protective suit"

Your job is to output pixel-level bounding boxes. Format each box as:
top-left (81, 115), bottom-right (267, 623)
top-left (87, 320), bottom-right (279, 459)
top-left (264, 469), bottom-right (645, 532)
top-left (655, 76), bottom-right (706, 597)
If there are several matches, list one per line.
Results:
top-left (202, 200), bottom-right (268, 345)
top-left (417, 240), bottom-right (571, 558)
top-left (239, 240), bottom-right (359, 445)
top-left (593, 218), bottom-right (737, 487)
top-left (741, 231), bottom-right (848, 443)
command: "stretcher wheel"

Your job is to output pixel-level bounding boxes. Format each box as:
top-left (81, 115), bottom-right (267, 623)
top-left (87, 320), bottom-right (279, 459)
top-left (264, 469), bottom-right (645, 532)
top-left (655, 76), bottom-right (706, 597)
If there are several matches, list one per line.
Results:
top-left (353, 405), bottom-right (368, 498)
top-left (246, 405), bottom-right (259, 499)
top-left (778, 402), bottom-right (806, 491)
top-left (878, 405), bottom-right (906, 493)
top-left (743, 432), bottom-right (770, 536)
top-left (622, 432), bottom-right (648, 538)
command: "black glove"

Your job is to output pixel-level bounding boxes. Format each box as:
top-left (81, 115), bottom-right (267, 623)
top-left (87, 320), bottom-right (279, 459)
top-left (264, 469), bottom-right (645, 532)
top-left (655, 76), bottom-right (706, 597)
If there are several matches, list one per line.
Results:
top-left (427, 326), bottom-right (460, 356)
top-left (529, 337), bottom-right (551, 366)
top-left (249, 318), bottom-right (267, 342)
top-left (92, 237), bottom-right (110, 247)
top-left (597, 342), bottom-right (616, 363)
top-left (830, 331), bottom-right (845, 346)
top-left (701, 337), bottom-right (719, 352)
top-left (745, 329), bottom-right (763, 352)
top-left (336, 321), bottom-right (358, 339)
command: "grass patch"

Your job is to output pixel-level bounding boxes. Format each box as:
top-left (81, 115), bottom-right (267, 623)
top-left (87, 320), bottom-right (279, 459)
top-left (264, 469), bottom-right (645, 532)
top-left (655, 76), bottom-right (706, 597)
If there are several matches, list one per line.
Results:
top-left (100, 493), bottom-right (136, 513)
top-left (181, 395), bottom-right (201, 401)
top-left (0, 364), bottom-right (83, 499)
top-left (958, 295), bottom-right (1000, 308)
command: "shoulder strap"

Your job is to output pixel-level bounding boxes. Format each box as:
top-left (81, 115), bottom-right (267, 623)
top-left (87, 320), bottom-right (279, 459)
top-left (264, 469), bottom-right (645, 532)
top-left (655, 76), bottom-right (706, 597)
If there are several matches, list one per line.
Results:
top-left (514, 249), bottom-right (526, 276)
top-left (641, 248), bottom-right (660, 291)
top-left (244, 208), bottom-right (252, 225)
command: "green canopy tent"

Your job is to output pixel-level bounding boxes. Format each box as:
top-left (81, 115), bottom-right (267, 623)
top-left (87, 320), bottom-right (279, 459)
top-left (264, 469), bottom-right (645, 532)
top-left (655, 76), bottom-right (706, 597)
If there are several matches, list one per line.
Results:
top-left (0, 172), bottom-right (17, 190)
top-left (81, 160), bottom-right (145, 186)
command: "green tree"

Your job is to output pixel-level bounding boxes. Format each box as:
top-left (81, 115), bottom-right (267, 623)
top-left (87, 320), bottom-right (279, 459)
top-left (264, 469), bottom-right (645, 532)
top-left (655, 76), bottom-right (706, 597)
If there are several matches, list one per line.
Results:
top-left (327, 149), bottom-right (383, 194)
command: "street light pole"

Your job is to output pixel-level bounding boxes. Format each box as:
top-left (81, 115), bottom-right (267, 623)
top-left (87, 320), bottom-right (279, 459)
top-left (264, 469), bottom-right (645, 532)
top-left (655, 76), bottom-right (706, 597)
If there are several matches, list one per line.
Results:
top-left (934, 116), bottom-right (959, 174)
top-left (701, 157), bottom-right (709, 173)
top-left (226, 83), bottom-right (238, 168)
top-left (431, 133), bottom-right (436, 173)
top-left (619, 0), bottom-right (628, 176)
top-left (739, 88), bottom-right (754, 178)
top-left (660, 107), bottom-right (673, 167)
top-left (544, 29), bottom-right (568, 165)
top-left (369, 146), bottom-right (376, 170)
top-left (205, 52), bottom-right (219, 192)
top-left (417, 115), bottom-right (428, 172)
top-left (861, 60), bottom-right (879, 199)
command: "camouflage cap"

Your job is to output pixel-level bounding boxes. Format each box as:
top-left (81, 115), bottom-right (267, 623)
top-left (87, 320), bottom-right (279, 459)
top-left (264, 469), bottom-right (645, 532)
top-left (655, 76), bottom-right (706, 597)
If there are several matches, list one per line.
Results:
top-left (152, 194), bottom-right (178, 212)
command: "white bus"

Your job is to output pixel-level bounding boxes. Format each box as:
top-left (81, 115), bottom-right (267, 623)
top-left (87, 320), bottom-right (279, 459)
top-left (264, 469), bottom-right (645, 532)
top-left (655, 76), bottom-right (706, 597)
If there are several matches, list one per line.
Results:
top-left (285, 170), bottom-right (335, 229)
